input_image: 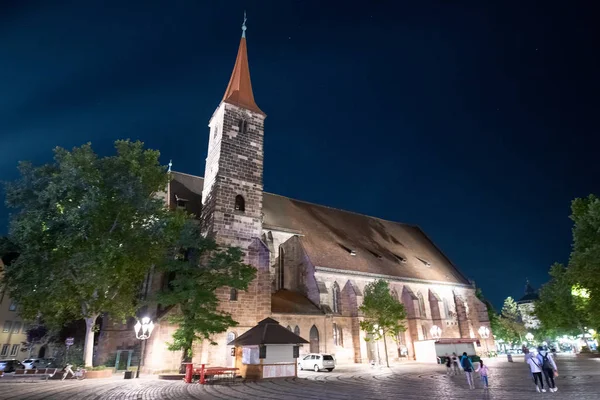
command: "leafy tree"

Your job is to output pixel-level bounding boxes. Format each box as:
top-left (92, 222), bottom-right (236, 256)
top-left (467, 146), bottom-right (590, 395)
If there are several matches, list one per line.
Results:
top-left (474, 285), bottom-right (510, 348)
top-left (156, 221), bottom-right (256, 369)
top-left (501, 297), bottom-right (519, 322)
top-left (2, 140), bottom-right (185, 367)
top-left (568, 195), bottom-right (600, 328)
top-left (21, 324), bottom-right (51, 358)
top-left (535, 263), bottom-right (590, 337)
top-left (497, 297), bottom-right (526, 345)
top-left (359, 279), bottom-right (407, 367)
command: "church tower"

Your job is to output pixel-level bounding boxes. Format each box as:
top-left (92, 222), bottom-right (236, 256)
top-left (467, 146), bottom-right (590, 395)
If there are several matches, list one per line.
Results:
top-left (201, 16), bottom-right (266, 247)
top-left (200, 16), bottom-right (270, 364)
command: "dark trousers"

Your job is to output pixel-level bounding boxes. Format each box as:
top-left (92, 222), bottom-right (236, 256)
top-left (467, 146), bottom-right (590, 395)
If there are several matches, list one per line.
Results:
top-left (543, 368), bottom-right (556, 388)
top-left (533, 372), bottom-right (544, 388)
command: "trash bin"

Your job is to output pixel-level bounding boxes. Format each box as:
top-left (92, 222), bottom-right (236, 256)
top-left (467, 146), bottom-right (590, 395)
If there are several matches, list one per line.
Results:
top-left (124, 371), bottom-right (133, 379)
top-left (507, 354), bottom-right (513, 363)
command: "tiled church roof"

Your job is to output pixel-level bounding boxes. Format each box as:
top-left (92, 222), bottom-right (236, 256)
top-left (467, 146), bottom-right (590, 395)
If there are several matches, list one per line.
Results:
top-left (271, 289), bottom-right (324, 314)
top-left (169, 172), bottom-right (471, 286)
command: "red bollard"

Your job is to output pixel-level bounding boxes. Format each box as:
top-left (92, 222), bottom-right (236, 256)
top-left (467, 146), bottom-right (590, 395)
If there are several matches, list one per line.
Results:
top-left (184, 363), bottom-right (193, 383)
top-left (199, 364), bottom-right (206, 385)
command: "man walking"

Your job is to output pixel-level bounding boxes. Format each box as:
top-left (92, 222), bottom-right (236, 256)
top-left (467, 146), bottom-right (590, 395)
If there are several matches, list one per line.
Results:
top-left (460, 352), bottom-right (475, 389)
top-left (537, 346), bottom-right (558, 392)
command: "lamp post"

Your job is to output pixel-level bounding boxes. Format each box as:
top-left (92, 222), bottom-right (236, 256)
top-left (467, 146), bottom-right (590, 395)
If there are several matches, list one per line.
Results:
top-left (525, 332), bottom-right (534, 344)
top-left (134, 317), bottom-right (154, 378)
top-left (430, 325), bottom-right (442, 340)
top-left (478, 326), bottom-right (490, 357)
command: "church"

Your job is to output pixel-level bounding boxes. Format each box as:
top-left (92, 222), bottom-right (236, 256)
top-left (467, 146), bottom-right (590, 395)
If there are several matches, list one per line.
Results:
top-left (98, 21), bottom-right (493, 372)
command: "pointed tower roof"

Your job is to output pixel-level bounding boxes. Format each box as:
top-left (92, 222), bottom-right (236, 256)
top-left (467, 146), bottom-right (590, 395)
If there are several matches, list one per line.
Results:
top-left (221, 14), bottom-right (265, 116)
top-left (518, 279), bottom-right (539, 303)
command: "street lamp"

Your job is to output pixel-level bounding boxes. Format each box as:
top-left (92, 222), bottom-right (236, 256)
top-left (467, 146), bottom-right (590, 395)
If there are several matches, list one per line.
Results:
top-left (134, 317), bottom-right (154, 378)
top-left (478, 326), bottom-right (490, 357)
top-left (430, 325), bottom-right (442, 340)
top-left (526, 332), bottom-right (534, 343)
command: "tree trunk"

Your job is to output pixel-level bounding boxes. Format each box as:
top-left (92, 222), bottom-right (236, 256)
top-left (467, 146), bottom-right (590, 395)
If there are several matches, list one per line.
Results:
top-left (83, 315), bottom-right (98, 367)
top-left (382, 334), bottom-right (390, 368)
top-left (178, 343), bottom-right (193, 374)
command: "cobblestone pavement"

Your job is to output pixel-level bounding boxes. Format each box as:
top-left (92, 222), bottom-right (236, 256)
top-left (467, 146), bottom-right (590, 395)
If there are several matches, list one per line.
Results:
top-left (1, 355), bottom-right (598, 399)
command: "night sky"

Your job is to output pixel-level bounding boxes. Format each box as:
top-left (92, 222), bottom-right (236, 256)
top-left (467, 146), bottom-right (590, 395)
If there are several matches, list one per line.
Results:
top-left (1, 1), bottom-right (599, 309)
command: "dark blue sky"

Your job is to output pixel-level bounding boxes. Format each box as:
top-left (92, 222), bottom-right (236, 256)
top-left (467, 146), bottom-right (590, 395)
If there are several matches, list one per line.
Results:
top-left (1, 1), bottom-right (599, 309)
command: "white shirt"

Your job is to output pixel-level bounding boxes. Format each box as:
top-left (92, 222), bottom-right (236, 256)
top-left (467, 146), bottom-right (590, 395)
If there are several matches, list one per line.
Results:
top-left (527, 356), bottom-right (542, 373)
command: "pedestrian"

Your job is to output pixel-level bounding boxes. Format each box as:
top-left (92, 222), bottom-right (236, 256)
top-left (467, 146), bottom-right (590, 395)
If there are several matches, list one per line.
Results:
top-left (452, 352), bottom-right (460, 375)
top-left (526, 350), bottom-right (545, 392)
top-left (460, 352), bottom-right (475, 389)
top-left (537, 346), bottom-right (558, 392)
top-left (445, 354), bottom-right (452, 375)
top-left (475, 358), bottom-right (490, 389)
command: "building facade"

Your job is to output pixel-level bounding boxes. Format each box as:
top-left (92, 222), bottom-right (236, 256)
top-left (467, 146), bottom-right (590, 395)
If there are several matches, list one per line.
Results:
top-left (517, 280), bottom-right (540, 330)
top-left (0, 259), bottom-right (51, 360)
top-left (98, 22), bottom-right (493, 372)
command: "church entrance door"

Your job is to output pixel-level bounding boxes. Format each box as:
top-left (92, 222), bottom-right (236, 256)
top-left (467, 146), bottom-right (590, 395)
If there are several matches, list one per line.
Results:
top-left (366, 333), bottom-right (377, 363)
top-left (309, 325), bottom-right (319, 353)
top-left (226, 332), bottom-right (236, 367)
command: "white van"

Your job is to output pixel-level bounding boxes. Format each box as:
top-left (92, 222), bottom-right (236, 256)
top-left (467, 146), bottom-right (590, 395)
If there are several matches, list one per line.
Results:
top-left (298, 353), bottom-right (336, 372)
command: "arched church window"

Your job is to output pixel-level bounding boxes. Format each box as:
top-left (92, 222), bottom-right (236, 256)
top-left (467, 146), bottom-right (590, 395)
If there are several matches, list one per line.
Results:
top-left (235, 195), bottom-right (245, 212)
top-left (332, 282), bottom-right (341, 314)
top-left (278, 247), bottom-right (285, 290)
top-left (443, 298), bottom-right (451, 318)
top-left (294, 326), bottom-right (300, 336)
top-left (417, 292), bottom-right (426, 318)
top-left (238, 119), bottom-right (247, 134)
top-left (287, 325), bottom-right (292, 331)
top-left (333, 323), bottom-right (343, 346)
top-left (230, 288), bottom-right (238, 301)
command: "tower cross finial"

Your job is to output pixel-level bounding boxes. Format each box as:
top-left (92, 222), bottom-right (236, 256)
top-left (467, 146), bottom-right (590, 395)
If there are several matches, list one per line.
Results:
top-left (241, 11), bottom-right (247, 38)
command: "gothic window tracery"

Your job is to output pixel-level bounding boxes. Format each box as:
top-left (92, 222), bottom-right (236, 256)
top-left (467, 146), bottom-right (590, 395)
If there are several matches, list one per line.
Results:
top-left (333, 323), bottom-right (343, 346)
top-left (277, 247), bottom-right (285, 290)
top-left (332, 282), bottom-right (341, 314)
top-left (417, 292), bottom-right (426, 318)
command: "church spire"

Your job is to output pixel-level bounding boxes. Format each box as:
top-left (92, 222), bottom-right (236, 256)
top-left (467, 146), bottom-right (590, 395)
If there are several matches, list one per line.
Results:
top-left (221, 13), bottom-right (264, 115)
top-left (525, 279), bottom-right (535, 294)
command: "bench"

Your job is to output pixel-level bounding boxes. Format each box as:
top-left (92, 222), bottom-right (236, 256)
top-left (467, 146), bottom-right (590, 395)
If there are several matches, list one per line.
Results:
top-left (193, 367), bottom-right (239, 384)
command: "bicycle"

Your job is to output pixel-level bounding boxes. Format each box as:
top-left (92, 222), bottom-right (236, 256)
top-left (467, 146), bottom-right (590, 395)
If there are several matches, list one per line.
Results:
top-left (61, 364), bottom-right (86, 380)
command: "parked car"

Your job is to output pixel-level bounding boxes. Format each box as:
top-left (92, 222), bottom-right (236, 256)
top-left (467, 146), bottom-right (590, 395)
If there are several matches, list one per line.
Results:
top-left (298, 353), bottom-right (336, 372)
top-left (22, 358), bottom-right (54, 370)
top-left (0, 359), bottom-right (25, 373)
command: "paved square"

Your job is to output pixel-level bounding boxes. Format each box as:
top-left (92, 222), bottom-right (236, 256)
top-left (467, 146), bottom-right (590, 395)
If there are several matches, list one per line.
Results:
top-left (1, 355), bottom-right (598, 399)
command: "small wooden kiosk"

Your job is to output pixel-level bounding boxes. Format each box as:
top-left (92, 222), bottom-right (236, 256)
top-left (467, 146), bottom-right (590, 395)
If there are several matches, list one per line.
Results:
top-left (227, 318), bottom-right (308, 379)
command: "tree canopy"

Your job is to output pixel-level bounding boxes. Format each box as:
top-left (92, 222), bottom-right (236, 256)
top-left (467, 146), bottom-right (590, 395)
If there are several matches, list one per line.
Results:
top-left (534, 195), bottom-right (599, 336)
top-left (156, 221), bottom-right (256, 368)
top-left (2, 140), bottom-right (185, 366)
top-left (359, 279), bottom-right (407, 367)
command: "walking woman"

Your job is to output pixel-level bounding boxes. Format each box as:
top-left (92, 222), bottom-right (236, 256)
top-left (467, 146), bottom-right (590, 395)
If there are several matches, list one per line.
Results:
top-left (526, 351), bottom-right (545, 392)
top-left (452, 352), bottom-right (460, 375)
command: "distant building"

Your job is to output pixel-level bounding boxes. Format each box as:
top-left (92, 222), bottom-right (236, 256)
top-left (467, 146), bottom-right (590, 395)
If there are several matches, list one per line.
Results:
top-left (0, 258), bottom-right (46, 360)
top-left (517, 280), bottom-right (540, 329)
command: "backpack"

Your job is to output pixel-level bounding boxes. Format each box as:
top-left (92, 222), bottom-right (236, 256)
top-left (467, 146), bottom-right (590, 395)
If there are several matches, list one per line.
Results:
top-left (541, 353), bottom-right (552, 370)
top-left (461, 356), bottom-right (472, 371)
